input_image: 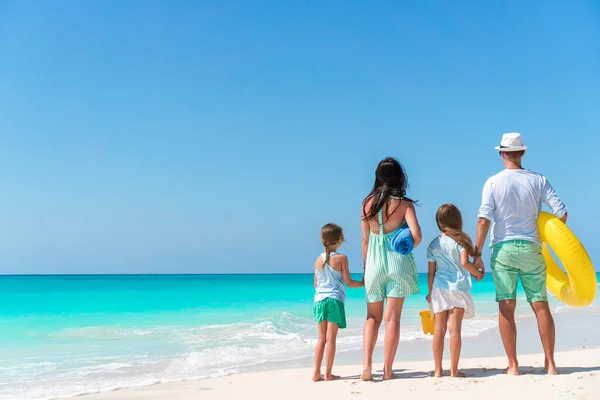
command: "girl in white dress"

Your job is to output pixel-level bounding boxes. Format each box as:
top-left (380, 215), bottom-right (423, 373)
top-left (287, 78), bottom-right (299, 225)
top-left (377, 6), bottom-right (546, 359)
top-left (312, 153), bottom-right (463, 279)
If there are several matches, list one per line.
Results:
top-left (426, 204), bottom-right (484, 377)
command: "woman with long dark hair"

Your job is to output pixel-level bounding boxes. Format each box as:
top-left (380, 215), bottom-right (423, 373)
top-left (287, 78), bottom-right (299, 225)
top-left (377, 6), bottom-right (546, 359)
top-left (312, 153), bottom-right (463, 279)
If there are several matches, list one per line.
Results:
top-left (360, 157), bottom-right (422, 380)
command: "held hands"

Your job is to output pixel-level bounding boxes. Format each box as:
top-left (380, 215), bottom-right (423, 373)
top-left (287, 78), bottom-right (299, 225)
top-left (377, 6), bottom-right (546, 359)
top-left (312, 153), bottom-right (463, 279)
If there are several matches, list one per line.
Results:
top-left (473, 257), bottom-right (485, 282)
top-left (426, 293), bottom-right (431, 303)
top-left (472, 269), bottom-right (484, 282)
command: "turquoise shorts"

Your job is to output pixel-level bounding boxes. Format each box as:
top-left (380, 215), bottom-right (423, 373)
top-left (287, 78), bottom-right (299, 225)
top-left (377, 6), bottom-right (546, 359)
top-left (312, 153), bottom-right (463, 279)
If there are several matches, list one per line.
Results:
top-left (490, 240), bottom-right (548, 303)
top-left (313, 298), bottom-right (346, 329)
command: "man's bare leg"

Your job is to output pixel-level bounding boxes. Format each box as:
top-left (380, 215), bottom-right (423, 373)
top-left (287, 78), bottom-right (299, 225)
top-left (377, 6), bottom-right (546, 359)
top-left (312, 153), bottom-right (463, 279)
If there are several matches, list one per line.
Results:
top-left (530, 301), bottom-right (557, 375)
top-left (498, 299), bottom-right (519, 375)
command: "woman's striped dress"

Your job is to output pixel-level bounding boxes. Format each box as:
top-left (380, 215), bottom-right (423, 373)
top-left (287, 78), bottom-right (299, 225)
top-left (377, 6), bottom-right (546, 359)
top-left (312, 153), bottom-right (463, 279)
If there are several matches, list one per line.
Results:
top-left (364, 208), bottom-right (420, 303)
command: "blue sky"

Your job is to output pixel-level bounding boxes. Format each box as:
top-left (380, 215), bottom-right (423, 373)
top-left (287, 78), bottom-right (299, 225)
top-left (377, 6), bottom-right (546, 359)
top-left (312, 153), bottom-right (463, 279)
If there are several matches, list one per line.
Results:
top-left (0, 1), bottom-right (598, 274)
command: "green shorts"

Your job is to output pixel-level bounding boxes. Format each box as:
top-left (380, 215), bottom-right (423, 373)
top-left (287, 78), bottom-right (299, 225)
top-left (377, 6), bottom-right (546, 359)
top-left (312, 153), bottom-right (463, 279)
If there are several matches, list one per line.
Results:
top-left (490, 240), bottom-right (548, 303)
top-left (313, 298), bottom-right (346, 329)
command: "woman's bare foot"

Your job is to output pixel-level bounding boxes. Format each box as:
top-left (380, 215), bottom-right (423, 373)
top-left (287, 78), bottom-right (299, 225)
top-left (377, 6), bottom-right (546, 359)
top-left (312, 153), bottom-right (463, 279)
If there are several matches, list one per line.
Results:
top-left (312, 372), bottom-right (324, 382)
top-left (434, 367), bottom-right (443, 378)
top-left (450, 369), bottom-right (466, 378)
top-left (325, 374), bottom-right (341, 381)
top-left (360, 368), bottom-right (373, 381)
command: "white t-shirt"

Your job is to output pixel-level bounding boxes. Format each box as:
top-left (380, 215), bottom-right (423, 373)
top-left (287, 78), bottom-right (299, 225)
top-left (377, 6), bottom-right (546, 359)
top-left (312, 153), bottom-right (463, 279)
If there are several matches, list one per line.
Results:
top-left (478, 169), bottom-right (567, 247)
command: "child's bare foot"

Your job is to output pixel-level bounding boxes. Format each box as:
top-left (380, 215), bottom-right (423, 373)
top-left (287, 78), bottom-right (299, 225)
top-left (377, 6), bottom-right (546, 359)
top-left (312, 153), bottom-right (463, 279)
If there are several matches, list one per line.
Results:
top-left (360, 368), bottom-right (372, 381)
top-left (450, 370), bottom-right (466, 378)
top-left (325, 374), bottom-right (341, 381)
top-left (312, 372), bottom-right (324, 382)
top-left (434, 368), bottom-right (443, 378)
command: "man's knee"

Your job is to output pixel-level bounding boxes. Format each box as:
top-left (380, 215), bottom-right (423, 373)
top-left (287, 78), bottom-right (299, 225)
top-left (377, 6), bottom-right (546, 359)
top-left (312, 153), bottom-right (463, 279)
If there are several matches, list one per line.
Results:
top-left (498, 299), bottom-right (517, 317)
top-left (499, 299), bottom-right (517, 310)
top-left (530, 301), bottom-right (553, 317)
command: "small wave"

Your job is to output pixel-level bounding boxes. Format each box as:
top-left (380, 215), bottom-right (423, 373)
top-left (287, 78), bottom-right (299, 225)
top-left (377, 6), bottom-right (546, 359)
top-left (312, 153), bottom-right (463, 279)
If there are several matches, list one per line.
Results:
top-left (553, 305), bottom-right (570, 313)
top-left (462, 318), bottom-right (498, 338)
top-left (56, 326), bottom-right (158, 340)
top-left (74, 362), bottom-right (134, 376)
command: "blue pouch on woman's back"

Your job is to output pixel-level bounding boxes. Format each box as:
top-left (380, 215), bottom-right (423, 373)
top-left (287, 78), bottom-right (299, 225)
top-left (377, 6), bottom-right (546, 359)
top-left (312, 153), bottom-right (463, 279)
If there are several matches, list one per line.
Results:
top-left (390, 224), bottom-right (414, 255)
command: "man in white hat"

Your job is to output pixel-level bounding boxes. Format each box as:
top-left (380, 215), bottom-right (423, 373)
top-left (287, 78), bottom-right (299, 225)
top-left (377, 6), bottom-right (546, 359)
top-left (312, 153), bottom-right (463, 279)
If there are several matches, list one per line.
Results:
top-left (474, 133), bottom-right (567, 376)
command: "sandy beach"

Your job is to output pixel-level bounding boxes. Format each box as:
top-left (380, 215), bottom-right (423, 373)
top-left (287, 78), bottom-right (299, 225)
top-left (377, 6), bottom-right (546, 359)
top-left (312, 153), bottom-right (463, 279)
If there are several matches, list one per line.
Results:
top-left (67, 309), bottom-right (600, 400)
top-left (66, 348), bottom-right (600, 400)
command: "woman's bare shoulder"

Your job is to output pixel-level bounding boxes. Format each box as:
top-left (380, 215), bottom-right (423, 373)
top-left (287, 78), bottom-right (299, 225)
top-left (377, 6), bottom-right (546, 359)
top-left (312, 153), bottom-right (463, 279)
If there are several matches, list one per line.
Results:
top-left (403, 200), bottom-right (417, 216)
top-left (389, 197), bottom-right (410, 215)
top-left (362, 196), bottom-right (373, 219)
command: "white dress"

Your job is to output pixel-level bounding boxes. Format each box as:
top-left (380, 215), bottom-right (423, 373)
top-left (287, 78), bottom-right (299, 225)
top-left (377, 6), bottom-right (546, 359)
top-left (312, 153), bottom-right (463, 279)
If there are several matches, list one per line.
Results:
top-left (427, 235), bottom-right (476, 319)
top-left (430, 287), bottom-right (475, 319)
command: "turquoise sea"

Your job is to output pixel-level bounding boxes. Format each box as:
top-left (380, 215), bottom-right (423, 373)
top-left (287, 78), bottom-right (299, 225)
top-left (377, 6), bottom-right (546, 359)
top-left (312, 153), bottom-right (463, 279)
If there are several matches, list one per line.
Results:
top-left (1, 274), bottom-right (598, 400)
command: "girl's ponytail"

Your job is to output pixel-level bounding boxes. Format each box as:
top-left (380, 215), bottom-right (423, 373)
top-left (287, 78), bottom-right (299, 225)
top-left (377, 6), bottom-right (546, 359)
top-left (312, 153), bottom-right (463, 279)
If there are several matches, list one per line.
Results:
top-left (435, 204), bottom-right (480, 257)
top-left (321, 246), bottom-right (332, 269)
top-left (319, 223), bottom-right (344, 268)
top-left (441, 227), bottom-right (478, 257)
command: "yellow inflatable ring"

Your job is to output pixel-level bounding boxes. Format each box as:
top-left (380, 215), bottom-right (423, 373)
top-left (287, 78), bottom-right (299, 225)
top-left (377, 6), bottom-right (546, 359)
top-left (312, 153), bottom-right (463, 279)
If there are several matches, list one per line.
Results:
top-left (538, 211), bottom-right (596, 307)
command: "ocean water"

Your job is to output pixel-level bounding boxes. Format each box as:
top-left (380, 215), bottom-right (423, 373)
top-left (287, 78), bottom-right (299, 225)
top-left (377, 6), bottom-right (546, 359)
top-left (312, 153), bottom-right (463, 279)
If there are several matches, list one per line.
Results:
top-left (0, 273), bottom-right (598, 400)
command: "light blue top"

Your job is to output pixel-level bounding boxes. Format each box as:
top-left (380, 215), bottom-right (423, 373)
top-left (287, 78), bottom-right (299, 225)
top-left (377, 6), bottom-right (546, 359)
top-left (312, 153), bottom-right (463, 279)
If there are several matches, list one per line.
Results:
top-left (427, 236), bottom-right (472, 292)
top-left (478, 169), bottom-right (567, 247)
top-left (314, 252), bottom-right (346, 303)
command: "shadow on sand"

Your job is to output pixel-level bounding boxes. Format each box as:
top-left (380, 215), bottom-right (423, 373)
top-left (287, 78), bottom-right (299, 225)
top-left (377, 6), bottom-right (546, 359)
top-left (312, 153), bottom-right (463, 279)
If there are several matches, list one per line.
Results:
top-left (337, 365), bottom-right (600, 381)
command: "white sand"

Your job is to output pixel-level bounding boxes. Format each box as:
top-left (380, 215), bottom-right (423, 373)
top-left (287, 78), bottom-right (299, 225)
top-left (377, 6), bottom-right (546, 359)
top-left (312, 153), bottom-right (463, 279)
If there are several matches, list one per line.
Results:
top-left (68, 348), bottom-right (600, 400)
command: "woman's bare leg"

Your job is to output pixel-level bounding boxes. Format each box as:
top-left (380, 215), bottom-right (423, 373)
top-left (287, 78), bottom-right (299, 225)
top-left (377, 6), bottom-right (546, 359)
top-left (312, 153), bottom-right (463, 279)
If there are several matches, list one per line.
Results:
top-left (383, 297), bottom-right (405, 380)
top-left (361, 301), bottom-right (384, 380)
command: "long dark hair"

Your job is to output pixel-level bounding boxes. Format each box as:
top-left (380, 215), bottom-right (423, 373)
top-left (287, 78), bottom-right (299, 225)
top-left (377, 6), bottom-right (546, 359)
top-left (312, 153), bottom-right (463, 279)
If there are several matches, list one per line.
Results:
top-left (362, 157), bottom-right (415, 221)
top-left (436, 204), bottom-right (478, 257)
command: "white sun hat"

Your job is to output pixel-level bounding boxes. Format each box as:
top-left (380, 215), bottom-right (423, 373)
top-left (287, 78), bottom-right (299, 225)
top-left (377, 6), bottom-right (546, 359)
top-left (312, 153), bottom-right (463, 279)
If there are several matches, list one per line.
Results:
top-left (495, 132), bottom-right (528, 152)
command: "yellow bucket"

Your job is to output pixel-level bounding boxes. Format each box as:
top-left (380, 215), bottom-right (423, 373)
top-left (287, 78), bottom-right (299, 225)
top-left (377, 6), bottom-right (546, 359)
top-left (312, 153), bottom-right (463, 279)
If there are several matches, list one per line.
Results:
top-left (420, 310), bottom-right (434, 335)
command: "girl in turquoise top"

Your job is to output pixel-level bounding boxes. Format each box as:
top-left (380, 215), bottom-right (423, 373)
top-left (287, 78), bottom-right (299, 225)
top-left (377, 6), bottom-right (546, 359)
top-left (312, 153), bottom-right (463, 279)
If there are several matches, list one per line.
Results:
top-left (361, 157), bottom-right (422, 380)
top-left (313, 224), bottom-right (363, 382)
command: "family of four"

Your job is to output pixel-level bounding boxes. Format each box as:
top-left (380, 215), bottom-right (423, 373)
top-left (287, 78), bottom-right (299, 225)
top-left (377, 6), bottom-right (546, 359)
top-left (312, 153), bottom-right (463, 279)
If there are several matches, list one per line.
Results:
top-left (312, 133), bottom-right (568, 381)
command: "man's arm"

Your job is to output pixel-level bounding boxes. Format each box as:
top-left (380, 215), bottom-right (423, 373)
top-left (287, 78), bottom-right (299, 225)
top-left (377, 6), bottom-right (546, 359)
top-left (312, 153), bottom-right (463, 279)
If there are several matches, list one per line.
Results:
top-left (542, 177), bottom-right (568, 223)
top-left (475, 218), bottom-right (491, 256)
top-left (560, 212), bottom-right (568, 224)
top-left (474, 218), bottom-right (491, 270)
top-left (475, 178), bottom-right (494, 273)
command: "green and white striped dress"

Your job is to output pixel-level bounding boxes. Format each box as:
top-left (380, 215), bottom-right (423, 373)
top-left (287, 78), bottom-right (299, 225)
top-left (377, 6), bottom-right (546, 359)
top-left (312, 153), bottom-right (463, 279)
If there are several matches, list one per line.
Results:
top-left (364, 207), bottom-right (420, 303)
